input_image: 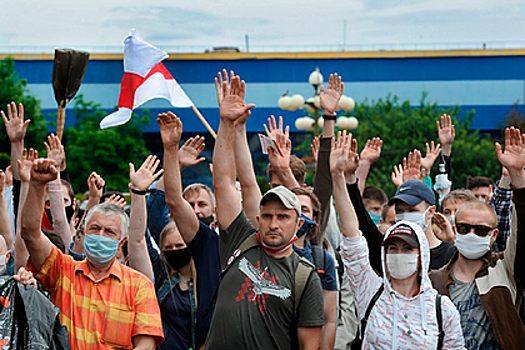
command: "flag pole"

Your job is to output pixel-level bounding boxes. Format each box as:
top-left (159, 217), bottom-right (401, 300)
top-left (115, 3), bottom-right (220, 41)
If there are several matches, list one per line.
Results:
top-left (191, 105), bottom-right (217, 139)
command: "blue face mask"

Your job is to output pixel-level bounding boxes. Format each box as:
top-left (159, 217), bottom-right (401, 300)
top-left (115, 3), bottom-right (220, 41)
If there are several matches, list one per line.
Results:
top-left (296, 214), bottom-right (318, 238)
top-left (368, 211), bottom-right (382, 225)
top-left (83, 234), bottom-right (120, 267)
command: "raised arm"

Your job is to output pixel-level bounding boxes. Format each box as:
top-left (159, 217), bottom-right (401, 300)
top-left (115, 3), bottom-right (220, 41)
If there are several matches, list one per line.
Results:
top-left (216, 70), bottom-right (261, 227)
top-left (495, 127), bottom-right (525, 286)
top-left (2, 102), bottom-right (30, 180)
top-left (14, 148), bottom-right (37, 271)
top-left (158, 112), bottom-right (201, 242)
top-left (330, 131), bottom-right (359, 238)
top-left (0, 171), bottom-right (13, 250)
top-left (20, 159), bottom-right (57, 270)
top-left (213, 71), bottom-right (255, 228)
top-left (314, 73), bottom-right (343, 232)
top-left (128, 155), bottom-right (163, 281)
top-left (437, 114), bottom-right (455, 183)
top-left (45, 133), bottom-right (71, 253)
top-left (356, 137), bottom-right (383, 194)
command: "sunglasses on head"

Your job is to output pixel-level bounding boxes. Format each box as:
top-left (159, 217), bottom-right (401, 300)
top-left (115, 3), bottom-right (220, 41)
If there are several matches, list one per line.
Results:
top-left (455, 223), bottom-right (495, 237)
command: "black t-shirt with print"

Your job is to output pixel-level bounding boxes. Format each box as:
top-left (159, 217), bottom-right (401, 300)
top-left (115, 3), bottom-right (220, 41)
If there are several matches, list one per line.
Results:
top-left (206, 212), bottom-right (324, 350)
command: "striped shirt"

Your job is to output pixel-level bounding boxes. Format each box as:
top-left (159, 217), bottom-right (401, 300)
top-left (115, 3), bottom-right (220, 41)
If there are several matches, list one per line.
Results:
top-left (28, 245), bottom-right (164, 349)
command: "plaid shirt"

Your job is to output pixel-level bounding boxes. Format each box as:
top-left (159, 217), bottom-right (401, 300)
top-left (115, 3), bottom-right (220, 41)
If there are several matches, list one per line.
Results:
top-left (490, 180), bottom-right (513, 253)
top-left (28, 245), bottom-right (164, 349)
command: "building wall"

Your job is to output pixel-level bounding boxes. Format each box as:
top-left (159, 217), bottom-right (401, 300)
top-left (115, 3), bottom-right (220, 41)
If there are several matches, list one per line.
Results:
top-left (6, 49), bottom-right (525, 133)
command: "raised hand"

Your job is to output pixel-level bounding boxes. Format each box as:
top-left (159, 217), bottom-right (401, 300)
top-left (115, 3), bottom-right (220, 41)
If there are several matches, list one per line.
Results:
top-left (217, 70), bottom-right (255, 121)
top-left (264, 115), bottom-right (289, 140)
top-left (330, 131), bottom-right (358, 174)
top-left (402, 150), bottom-right (423, 182)
top-left (360, 137), bottom-right (383, 164)
top-left (87, 172), bottom-right (105, 201)
top-left (44, 133), bottom-right (66, 172)
top-left (495, 127), bottom-right (525, 188)
top-left (130, 155), bottom-right (164, 192)
top-left (215, 69), bottom-right (251, 125)
top-left (432, 212), bottom-right (455, 243)
top-left (391, 164), bottom-right (404, 188)
top-left (320, 73), bottom-right (344, 115)
top-left (157, 112), bottom-right (183, 149)
top-left (420, 141), bottom-right (441, 177)
top-left (268, 132), bottom-right (291, 170)
top-left (179, 136), bottom-right (206, 169)
top-left (311, 136), bottom-right (320, 163)
top-left (30, 158), bottom-right (58, 185)
top-left (17, 148), bottom-right (38, 183)
top-left (437, 114), bottom-right (455, 156)
top-left (1, 102), bottom-right (30, 143)
top-left (105, 194), bottom-right (127, 209)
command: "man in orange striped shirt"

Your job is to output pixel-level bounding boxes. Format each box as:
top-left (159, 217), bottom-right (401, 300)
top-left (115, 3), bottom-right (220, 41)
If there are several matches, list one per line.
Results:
top-left (21, 158), bottom-right (164, 349)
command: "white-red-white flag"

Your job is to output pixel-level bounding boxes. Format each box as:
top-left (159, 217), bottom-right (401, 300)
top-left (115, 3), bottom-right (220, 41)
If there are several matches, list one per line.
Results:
top-left (100, 29), bottom-right (193, 129)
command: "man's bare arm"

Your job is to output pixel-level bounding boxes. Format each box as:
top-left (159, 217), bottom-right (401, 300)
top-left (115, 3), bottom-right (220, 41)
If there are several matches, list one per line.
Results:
top-left (132, 335), bottom-right (156, 350)
top-left (158, 112), bottom-right (201, 242)
top-left (298, 326), bottom-right (322, 350)
top-left (0, 172), bottom-right (13, 250)
top-left (213, 70), bottom-right (255, 228)
top-left (20, 159), bottom-right (57, 270)
top-left (320, 290), bottom-right (337, 350)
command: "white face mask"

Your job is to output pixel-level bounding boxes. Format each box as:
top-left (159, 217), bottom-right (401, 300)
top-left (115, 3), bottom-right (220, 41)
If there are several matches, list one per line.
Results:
top-left (455, 232), bottom-right (491, 260)
top-left (0, 254), bottom-right (7, 276)
top-left (395, 207), bottom-right (431, 231)
top-left (386, 254), bottom-right (419, 280)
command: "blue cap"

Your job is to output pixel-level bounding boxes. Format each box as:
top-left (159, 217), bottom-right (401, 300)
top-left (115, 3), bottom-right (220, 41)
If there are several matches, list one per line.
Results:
top-left (388, 180), bottom-right (436, 206)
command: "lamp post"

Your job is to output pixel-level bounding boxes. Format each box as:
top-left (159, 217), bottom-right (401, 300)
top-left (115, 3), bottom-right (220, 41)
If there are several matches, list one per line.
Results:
top-left (278, 68), bottom-right (357, 136)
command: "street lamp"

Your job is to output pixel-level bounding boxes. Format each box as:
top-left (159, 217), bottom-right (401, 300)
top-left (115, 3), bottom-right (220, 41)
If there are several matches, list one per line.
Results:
top-left (278, 68), bottom-right (357, 135)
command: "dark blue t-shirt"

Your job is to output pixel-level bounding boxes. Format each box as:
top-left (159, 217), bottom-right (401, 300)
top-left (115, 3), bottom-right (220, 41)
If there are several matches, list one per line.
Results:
top-left (293, 243), bottom-right (338, 291)
top-left (159, 285), bottom-right (192, 350)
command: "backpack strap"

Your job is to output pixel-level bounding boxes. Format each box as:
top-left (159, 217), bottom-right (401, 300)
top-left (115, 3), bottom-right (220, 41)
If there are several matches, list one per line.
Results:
top-left (294, 257), bottom-right (315, 315)
top-left (311, 245), bottom-right (326, 276)
top-left (203, 234), bottom-right (260, 317)
top-left (435, 294), bottom-right (444, 350)
top-left (360, 284), bottom-right (384, 339)
top-left (430, 269), bottom-right (447, 295)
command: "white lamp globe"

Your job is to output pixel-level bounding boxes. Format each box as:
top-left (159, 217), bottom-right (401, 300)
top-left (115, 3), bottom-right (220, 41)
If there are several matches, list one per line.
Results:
top-left (318, 117), bottom-right (324, 129)
top-left (337, 116), bottom-right (358, 130)
top-left (313, 95), bottom-right (321, 109)
top-left (295, 117), bottom-right (315, 131)
top-left (309, 68), bottom-right (324, 86)
top-left (305, 97), bottom-right (316, 112)
top-left (278, 95), bottom-right (293, 110)
top-left (289, 94), bottom-right (305, 111)
top-left (347, 116), bottom-right (359, 129)
top-left (338, 96), bottom-right (356, 112)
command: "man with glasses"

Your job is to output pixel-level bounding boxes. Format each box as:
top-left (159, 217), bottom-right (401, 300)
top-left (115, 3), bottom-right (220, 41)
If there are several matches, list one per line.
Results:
top-left (432, 127), bottom-right (525, 350)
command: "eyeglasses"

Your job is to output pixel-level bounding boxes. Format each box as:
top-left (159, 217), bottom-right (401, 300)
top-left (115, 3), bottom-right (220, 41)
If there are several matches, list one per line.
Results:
top-left (455, 223), bottom-right (495, 237)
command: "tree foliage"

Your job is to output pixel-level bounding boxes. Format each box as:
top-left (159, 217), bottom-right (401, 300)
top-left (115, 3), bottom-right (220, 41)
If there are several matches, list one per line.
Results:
top-left (0, 58), bottom-right (49, 168)
top-left (295, 94), bottom-right (502, 197)
top-left (65, 96), bottom-right (150, 193)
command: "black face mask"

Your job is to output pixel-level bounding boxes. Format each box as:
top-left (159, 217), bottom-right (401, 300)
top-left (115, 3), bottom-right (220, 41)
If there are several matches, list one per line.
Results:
top-left (65, 205), bottom-right (75, 223)
top-left (200, 215), bottom-right (214, 227)
top-left (164, 248), bottom-right (192, 270)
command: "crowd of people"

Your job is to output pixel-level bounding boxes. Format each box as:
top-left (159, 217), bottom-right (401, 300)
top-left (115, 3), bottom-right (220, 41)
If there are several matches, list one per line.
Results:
top-left (0, 68), bottom-right (524, 350)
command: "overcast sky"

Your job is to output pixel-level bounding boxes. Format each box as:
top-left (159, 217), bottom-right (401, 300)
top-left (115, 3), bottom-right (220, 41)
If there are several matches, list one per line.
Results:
top-left (1, 0), bottom-right (525, 53)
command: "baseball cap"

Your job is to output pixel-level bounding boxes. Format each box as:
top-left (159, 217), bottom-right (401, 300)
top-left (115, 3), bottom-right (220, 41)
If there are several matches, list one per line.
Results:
top-left (260, 186), bottom-right (301, 216)
top-left (388, 180), bottom-right (436, 206)
top-left (383, 224), bottom-right (420, 248)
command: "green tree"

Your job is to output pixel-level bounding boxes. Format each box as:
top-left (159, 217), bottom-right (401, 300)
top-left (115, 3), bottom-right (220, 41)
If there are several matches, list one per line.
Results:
top-left (65, 96), bottom-right (150, 193)
top-left (0, 58), bottom-right (49, 167)
top-left (295, 94), bottom-right (501, 197)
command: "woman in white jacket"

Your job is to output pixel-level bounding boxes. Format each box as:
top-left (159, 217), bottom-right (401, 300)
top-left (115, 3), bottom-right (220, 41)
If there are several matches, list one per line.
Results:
top-left (330, 131), bottom-right (465, 349)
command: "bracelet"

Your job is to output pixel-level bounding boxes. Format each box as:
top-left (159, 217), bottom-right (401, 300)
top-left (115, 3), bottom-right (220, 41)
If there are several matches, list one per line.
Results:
top-left (130, 188), bottom-right (149, 195)
top-left (322, 114), bottom-right (337, 121)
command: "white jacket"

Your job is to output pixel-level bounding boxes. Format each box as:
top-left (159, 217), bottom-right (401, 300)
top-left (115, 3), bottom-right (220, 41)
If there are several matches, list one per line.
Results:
top-left (340, 220), bottom-right (465, 349)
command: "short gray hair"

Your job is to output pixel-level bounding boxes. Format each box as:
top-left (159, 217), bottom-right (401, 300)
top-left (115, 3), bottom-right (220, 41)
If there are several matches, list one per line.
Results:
top-left (84, 203), bottom-right (130, 238)
top-left (183, 183), bottom-right (216, 207)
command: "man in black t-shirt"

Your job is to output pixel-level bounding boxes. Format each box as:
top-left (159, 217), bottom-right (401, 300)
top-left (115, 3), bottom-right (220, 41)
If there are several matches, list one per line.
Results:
top-left (206, 70), bottom-right (324, 350)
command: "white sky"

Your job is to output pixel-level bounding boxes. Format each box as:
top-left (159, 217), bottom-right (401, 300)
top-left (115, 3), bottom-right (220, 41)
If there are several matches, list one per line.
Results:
top-left (1, 0), bottom-right (525, 52)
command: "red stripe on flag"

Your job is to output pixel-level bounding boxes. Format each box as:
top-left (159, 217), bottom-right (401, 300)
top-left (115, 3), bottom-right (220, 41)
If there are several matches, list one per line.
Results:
top-left (118, 63), bottom-right (175, 109)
